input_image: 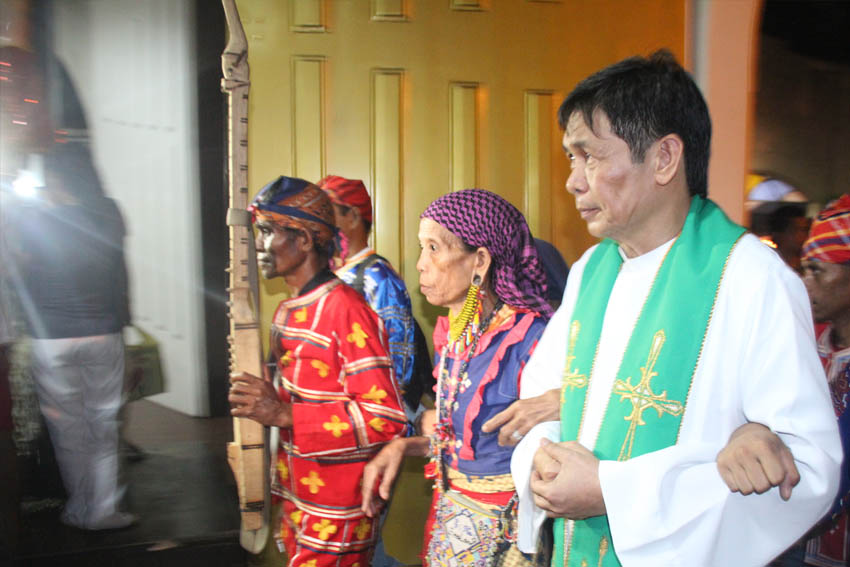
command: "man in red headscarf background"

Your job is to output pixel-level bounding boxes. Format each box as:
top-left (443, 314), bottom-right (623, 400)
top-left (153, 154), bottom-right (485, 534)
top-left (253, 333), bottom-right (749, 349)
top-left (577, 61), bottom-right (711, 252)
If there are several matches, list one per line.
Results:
top-left (228, 176), bottom-right (407, 567)
top-left (791, 195), bottom-right (850, 567)
top-left (318, 176), bottom-right (430, 422)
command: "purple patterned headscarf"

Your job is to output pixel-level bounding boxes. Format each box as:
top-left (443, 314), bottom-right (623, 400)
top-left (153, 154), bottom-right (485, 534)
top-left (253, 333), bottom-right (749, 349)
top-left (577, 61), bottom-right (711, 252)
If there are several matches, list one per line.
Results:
top-left (421, 189), bottom-right (553, 319)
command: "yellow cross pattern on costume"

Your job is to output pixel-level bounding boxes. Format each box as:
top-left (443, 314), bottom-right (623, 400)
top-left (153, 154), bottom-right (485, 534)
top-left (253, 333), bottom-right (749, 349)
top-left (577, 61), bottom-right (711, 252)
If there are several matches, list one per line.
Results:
top-left (312, 518), bottom-right (338, 541)
top-left (354, 518), bottom-right (371, 540)
top-left (323, 415), bottom-right (350, 438)
top-left (280, 350), bottom-right (293, 367)
top-left (294, 307), bottom-right (308, 323)
top-left (277, 460), bottom-right (289, 481)
top-left (300, 560), bottom-right (317, 567)
top-left (612, 330), bottom-right (683, 461)
top-left (347, 322), bottom-right (369, 348)
top-left (363, 385), bottom-right (388, 404)
top-left (311, 360), bottom-right (330, 377)
top-left (561, 321), bottom-right (588, 403)
top-left (368, 418), bottom-right (386, 432)
top-left (290, 509), bottom-right (303, 524)
top-left (300, 470), bottom-right (326, 494)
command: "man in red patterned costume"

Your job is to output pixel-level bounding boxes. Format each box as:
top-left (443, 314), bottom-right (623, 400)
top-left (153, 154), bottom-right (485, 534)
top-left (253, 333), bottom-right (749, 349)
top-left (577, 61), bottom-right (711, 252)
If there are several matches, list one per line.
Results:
top-left (229, 176), bottom-right (407, 567)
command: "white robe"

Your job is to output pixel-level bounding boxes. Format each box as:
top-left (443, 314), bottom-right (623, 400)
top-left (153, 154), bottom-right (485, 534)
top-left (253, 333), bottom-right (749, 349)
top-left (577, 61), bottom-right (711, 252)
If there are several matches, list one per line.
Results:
top-left (512, 234), bottom-right (843, 566)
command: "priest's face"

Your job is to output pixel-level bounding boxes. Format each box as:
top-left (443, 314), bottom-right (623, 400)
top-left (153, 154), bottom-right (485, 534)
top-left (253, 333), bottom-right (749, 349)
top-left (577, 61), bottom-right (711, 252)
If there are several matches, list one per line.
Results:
top-left (801, 259), bottom-right (850, 323)
top-left (563, 110), bottom-right (658, 253)
top-left (416, 218), bottom-right (478, 315)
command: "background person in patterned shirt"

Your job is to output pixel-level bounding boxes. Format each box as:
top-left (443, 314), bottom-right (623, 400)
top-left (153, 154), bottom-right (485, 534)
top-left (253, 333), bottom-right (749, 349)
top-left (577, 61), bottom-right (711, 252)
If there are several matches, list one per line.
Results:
top-left (318, 175), bottom-right (429, 421)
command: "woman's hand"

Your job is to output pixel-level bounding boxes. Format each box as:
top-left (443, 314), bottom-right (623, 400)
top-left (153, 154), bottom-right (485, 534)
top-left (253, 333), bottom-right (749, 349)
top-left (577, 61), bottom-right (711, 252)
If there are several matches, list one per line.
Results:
top-left (361, 438), bottom-right (407, 517)
top-left (416, 409), bottom-right (437, 436)
top-left (360, 437), bottom-right (430, 517)
top-left (481, 388), bottom-right (560, 446)
top-left (229, 372), bottom-right (292, 428)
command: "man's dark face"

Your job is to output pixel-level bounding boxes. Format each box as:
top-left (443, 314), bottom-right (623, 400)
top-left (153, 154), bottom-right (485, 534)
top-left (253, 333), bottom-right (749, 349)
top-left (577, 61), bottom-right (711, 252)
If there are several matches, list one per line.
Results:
top-left (801, 259), bottom-right (850, 323)
top-left (254, 220), bottom-right (304, 280)
top-left (773, 216), bottom-right (811, 269)
top-left (332, 203), bottom-right (358, 238)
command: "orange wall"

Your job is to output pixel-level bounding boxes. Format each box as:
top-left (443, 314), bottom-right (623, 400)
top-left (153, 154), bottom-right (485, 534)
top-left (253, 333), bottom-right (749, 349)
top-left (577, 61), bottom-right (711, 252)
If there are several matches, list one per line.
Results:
top-left (702, 0), bottom-right (763, 224)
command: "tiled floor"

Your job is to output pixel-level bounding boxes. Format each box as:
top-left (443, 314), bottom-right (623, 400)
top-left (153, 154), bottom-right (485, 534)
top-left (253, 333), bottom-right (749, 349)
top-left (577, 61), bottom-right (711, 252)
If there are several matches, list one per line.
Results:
top-left (8, 400), bottom-right (285, 567)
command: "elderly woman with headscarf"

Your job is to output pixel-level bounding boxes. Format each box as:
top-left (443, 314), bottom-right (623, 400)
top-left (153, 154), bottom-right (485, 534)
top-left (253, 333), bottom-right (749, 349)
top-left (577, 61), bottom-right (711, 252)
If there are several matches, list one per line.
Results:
top-left (229, 176), bottom-right (407, 567)
top-left (361, 189), bottom-right (559, 566)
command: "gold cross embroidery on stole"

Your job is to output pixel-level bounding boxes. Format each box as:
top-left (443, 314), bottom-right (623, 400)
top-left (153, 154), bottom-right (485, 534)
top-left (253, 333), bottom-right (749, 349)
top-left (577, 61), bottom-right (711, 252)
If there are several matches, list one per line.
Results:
top-left (561, 321), bottom-right (588, 403)
top-left (612, 330), bottom-right (684, 461)
top-left (580, 535), bottom-right (610, 567)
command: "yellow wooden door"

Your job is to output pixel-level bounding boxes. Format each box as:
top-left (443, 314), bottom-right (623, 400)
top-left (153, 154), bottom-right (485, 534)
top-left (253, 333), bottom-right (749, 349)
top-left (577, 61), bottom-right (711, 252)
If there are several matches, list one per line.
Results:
top-left (235, 1), bottom-right (684, 562)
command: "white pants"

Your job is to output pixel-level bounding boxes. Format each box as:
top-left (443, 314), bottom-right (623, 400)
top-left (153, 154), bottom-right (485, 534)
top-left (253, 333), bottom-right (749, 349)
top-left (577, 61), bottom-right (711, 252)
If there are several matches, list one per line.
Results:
top-left (31, 333), bottom-right (125, 528)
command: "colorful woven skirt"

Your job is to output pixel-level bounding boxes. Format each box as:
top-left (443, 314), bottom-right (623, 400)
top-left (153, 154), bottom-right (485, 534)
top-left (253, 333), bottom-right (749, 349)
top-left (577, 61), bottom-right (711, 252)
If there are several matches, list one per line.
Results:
top-left (425, 489), bottom-right (542, 567)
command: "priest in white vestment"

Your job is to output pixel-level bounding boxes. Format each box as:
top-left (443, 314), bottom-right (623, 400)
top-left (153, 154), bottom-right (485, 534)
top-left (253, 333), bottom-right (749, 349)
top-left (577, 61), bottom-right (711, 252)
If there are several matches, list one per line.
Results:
top-left (512, 51), bottom-right (842, 567)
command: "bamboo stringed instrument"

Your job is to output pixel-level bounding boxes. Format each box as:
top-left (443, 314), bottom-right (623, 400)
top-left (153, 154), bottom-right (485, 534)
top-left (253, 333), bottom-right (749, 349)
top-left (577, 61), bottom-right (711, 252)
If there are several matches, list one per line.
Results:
top-left (221, 0), bottom-right (269, 553)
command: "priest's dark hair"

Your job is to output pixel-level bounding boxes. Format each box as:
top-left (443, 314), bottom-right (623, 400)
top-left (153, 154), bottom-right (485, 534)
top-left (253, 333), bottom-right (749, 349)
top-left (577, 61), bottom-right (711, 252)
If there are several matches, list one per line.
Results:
top-left (558, 49), bottom-right (711, 198)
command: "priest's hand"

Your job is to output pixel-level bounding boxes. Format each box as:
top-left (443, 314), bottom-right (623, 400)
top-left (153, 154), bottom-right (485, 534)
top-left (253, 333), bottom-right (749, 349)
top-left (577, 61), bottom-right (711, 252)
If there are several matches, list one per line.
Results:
top-left (481, 388), bottom-right (560, 446)
top-left (716, 422), bottom-right (799, 501)
top-left (533, 438), bottom-right (561, 482)
top-left (229, 372), bottom-right (293, 428)
top-left (530, 439), bottom-right (606, 519)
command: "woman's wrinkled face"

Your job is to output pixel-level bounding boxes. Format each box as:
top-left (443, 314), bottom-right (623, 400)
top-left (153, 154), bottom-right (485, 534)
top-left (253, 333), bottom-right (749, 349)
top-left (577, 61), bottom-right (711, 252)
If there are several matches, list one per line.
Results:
top-left (416, 218), bottom-right (477, 314)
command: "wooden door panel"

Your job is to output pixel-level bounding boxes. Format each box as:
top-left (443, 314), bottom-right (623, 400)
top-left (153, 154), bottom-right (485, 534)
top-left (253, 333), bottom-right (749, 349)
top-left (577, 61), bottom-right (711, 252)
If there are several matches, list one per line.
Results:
top-left (371, 68), bottom-right (405, 270)
top-left (291, 55), bottom-right (326, 182)
top-left (242, 0), bottom-right (685, 370)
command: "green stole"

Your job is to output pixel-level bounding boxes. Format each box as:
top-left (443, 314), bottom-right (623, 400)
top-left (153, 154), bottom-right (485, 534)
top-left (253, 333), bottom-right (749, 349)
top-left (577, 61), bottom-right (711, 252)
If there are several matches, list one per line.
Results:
top-left (554, 197), bottom-right (745, 567)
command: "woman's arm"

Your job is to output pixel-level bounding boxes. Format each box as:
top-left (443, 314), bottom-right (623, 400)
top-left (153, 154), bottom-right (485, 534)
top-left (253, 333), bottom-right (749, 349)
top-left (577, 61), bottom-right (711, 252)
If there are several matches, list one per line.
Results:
top-left (361, 435), bottom-right (431, 517)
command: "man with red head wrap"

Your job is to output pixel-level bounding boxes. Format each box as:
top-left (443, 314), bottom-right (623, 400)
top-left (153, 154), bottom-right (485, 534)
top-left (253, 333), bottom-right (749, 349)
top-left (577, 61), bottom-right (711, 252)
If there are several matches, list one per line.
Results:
top-left (793, 195), bottom-right (850, 566)
top-left (318, 175), bottom-right (428, 420)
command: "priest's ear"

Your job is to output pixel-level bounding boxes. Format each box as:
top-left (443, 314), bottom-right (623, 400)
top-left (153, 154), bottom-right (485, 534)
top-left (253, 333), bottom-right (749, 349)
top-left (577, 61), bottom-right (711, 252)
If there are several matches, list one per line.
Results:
top-left (653, 134), bottom-right (684, 187)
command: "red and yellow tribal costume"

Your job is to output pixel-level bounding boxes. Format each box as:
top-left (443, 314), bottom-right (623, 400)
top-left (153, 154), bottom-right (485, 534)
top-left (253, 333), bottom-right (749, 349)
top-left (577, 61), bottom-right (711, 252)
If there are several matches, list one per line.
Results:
top-left (250, 177), bottom-right (407, 567)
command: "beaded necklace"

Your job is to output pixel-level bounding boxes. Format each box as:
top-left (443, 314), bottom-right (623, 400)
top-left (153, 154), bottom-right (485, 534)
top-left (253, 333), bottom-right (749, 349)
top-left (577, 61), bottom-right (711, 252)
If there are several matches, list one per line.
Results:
top-left (432, 300), bottom-right (504, 478)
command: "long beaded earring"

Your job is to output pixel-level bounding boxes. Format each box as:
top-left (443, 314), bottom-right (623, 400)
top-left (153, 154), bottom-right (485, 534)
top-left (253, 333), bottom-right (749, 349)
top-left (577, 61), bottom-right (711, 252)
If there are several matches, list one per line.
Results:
top-left (449, 274), bottom-right (483, 344)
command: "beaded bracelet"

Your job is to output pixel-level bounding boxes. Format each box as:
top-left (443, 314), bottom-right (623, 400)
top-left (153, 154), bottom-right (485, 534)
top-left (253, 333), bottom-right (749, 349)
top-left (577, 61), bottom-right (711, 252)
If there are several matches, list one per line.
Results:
top-left (425, 433), bottom-right (440, 460)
